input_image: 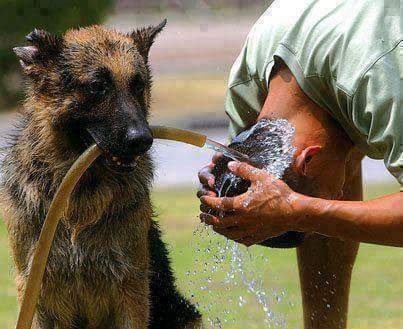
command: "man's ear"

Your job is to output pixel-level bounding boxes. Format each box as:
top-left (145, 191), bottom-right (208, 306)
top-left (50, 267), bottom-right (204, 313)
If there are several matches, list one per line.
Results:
top-left (294, 146), bottom-right (323, 176)
top-left (13, 29), bottom-right (63, 73)
top-left (130, 19), bottom-right (167, 60)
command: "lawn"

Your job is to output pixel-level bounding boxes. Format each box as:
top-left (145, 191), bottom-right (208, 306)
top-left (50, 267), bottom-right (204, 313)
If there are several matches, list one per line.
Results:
top-left (0, 184), bottom-right (402, 328)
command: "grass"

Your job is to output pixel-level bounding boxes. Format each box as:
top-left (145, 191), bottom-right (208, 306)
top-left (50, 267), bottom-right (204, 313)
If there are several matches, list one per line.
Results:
top-left (0, 184), bottom-right (401, 328)
top-left (0, 218), bottom-right (18, 329)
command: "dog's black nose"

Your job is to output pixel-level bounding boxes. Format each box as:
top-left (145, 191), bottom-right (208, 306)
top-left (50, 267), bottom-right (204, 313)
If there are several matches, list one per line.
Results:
top-left (126, 128), bottom-right (153, 156)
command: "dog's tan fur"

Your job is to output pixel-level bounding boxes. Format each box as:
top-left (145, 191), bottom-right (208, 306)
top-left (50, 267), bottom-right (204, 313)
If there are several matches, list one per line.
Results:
top-left (1, 24), bottom-right (200, 328)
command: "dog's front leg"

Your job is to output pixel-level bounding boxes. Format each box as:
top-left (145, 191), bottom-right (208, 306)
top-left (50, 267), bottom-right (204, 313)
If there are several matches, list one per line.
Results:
top-left (31, 309), bottom-right (55, 329)
top-left (115, 286), bottom-right (150, 329)
top-left (116, 262), bottom-right (151, 328)
top-left (15, 274), bottom-right (54, 329)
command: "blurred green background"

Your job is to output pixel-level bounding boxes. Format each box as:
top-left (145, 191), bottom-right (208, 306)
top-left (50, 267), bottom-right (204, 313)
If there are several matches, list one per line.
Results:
top-left (0, 0), bottom-right (113, 109)
top-left (0, 0), bottom-right (266, 111)
top-left (1, 184), bottom-right (402, 329)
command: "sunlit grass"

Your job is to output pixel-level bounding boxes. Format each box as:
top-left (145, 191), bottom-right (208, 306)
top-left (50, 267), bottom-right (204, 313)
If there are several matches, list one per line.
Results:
top-left (0, 184), bottom-right (401, 328)
top-left (0, 220), bottom-right (18, 329)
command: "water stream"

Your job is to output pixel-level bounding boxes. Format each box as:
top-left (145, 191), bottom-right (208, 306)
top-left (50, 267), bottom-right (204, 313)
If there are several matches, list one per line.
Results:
top-left (185, 119), bottom-right (297, 328)
top-left (204, 139), bottom-right (253, 165)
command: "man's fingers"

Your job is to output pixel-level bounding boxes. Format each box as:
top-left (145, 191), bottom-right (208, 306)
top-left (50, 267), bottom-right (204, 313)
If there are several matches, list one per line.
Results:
top-left (199, 204), bottom-right (209, 213)
top-left (200, 214), bottom-right (259, 245)
top-left (227, 161), bottom-right (267, 182)
top-left (200, 213), bottom-right (223, 227)
top-left (197, 153), bottom-right (223, 193)
top-left (237, 237), bottom-right (257, 247)
top-left (198, 164), bottom-right (216, 188)
top-left (200, 195), bottom-right (244, 212)
top-left (212, 152), bottom-right (224, 164)
top-left (199, 204), bottom-right (219, 216)
top-left (197, 188), bottom-right (216, 198)
top-left (200, 212), bottom-right (249, 229)
top-left (200, 213), bottom-right (221, 226)
top-left (214, 227), bottom-right (253, 241)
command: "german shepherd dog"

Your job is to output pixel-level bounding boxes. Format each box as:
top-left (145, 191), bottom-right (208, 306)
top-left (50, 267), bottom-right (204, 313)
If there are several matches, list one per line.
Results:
top-left (0, 21), bottom-right (201, 328)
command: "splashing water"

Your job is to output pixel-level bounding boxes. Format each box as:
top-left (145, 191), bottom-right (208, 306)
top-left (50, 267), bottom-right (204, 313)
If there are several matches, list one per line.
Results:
top-left (216, 118), bottom-right (296, 179)
top-left (188, 224), bottom-right (288, 328)
top-left (221, 119), bottom-right (297, 209)
top-left (188, 119), bottom-right (297, 328)
top-left (204, 139), bottom-right (252, 165)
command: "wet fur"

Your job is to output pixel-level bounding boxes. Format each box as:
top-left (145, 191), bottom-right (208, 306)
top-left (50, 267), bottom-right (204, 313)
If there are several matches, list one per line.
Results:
top-left (1, 25), bottom-right (200, 328)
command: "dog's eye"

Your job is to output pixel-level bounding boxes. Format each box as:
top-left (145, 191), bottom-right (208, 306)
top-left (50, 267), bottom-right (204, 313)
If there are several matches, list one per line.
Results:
top-left (88, 81), bottom-right (108, 97)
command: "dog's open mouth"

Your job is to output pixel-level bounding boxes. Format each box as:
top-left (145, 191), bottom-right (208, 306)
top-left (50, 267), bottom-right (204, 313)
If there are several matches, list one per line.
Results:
top-left (104, 154), bottom-right (140, 172)
top-left (83, 129), bottom-right (141, 173)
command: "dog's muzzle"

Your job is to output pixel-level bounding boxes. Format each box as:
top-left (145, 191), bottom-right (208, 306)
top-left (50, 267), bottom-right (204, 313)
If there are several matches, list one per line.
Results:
top-left (86, 126), bottom-right (153, 172)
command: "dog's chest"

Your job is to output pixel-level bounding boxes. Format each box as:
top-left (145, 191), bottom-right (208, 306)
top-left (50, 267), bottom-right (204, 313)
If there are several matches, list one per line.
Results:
top-left (45, 214), bottom-right (149, 286)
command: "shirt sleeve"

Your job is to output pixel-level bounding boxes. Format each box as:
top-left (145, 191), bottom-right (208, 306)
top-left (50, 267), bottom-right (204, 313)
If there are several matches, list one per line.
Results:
top-left (350, 43), bottom-right (403, 188)
top-left (225, 78), bottom-right (267, 140)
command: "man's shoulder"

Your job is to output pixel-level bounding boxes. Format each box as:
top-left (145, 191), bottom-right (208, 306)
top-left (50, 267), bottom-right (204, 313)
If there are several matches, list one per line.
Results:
top-left (274, 0), bottom-right (401, 94)
top-left (248, 0), bottom-right (313, 42)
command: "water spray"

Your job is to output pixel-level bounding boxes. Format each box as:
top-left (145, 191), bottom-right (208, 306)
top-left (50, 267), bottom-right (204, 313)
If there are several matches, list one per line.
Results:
top-left (15, 126), bottom-right (250, 329)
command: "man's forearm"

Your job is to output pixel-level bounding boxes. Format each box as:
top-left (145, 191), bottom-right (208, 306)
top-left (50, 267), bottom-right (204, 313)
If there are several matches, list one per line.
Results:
top-left (299, 192), bottom-right (403, 246)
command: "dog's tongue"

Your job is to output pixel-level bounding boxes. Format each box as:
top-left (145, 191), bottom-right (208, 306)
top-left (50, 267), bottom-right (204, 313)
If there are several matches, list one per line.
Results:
top-left (104, 154), bottom-right (140, 172)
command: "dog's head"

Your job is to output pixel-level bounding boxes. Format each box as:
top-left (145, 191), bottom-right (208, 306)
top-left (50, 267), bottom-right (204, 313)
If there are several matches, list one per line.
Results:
top-left (14, 21), bottom-right (167, 172)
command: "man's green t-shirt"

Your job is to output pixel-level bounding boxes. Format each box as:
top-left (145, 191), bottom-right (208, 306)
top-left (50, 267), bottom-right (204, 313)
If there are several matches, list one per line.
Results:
top-left (225, 0), bottom-right (402, 187)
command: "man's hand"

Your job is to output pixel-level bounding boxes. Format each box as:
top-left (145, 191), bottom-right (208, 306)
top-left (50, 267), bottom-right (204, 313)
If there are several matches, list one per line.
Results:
top-left (199, 161), bottom-right (307, 247)
top-left (197, 153), bottom-right (223, 199)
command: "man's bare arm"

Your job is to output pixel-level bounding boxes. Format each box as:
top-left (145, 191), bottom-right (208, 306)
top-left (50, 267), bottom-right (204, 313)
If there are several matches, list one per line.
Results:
top-left (199, 62), bottom-right (403, 247)
top-left (302, 192), bottom-right (403, 246)
top-left (200, 162), bottom-right (403, 247)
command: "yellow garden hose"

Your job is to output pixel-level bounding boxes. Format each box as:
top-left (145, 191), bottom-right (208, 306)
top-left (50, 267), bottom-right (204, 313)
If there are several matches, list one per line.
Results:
top-left (150, 126), bottom-right (207, 147)
top-left (15, 127), bottom-right (208, 329)
top-left (16, 144), bottom-right (102, 329)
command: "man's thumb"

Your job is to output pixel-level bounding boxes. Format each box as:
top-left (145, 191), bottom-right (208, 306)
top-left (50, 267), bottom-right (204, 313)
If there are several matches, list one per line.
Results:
top-left (228, 161), bottom-right (264, 181)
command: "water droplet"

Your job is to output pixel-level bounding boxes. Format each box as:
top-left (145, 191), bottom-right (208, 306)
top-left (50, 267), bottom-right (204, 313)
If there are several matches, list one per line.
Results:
top-left (185, 120), bottom-right (299, 326)
top-left (238, 296), bottom-right (246, 307)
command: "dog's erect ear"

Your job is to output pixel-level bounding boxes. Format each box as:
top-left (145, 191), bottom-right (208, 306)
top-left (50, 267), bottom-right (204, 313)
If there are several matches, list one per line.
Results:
top-left (13, 29), bottom-right (63, 72)
top-left (13, 46), bottom-right (38, 70)
top-left (130, 19), bottom-right (167, 59)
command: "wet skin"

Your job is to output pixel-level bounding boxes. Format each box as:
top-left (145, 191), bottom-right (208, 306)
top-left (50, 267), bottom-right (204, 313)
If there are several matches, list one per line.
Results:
top-left (198, 63), bottom-right (403, 248)
top-left (197, 62), bottom-right (403, 329)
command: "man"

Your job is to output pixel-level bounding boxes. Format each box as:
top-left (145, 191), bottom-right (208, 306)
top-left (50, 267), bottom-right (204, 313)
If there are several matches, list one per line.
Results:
top-left (198, 0), bottom-right (402, 328)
